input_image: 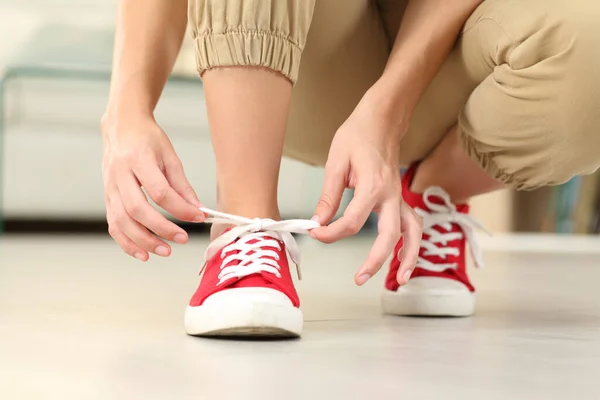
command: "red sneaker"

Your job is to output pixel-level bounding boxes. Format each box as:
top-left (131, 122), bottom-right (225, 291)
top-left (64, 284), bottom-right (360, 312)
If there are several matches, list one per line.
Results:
top-left (382, 164), bottom-right (488, 317)
top-left (185, 210), bottom-right (318, 337)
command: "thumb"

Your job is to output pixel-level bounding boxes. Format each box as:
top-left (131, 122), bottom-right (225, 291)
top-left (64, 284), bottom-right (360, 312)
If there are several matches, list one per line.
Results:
top-left (313, 165), bottom-right (346, 226)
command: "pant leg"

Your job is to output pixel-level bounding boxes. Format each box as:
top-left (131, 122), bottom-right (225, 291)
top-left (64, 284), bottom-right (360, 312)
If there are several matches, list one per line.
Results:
top-left (395, 0), bottom-right (600, 190)
top-left (189, 0), bottom-right (315, 84)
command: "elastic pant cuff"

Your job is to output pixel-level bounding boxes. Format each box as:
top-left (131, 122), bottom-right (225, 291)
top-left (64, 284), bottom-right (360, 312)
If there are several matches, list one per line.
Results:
top-left (194, 30), bottom-right (302, 84)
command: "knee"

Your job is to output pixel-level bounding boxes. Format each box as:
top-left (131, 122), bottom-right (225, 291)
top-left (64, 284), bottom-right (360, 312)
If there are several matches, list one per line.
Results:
top-left (550, 1), bottom-right (600, 77)
top-left (511, 0), bottom-right (600, 79)
top-left (478, 0), bottom-right (600, 78)
top-left (468, 2), bottom-right (600, 189)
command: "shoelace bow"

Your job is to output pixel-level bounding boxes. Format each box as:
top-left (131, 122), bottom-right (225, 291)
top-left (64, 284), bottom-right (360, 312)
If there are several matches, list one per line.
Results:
top-left (411, 187), bottom-right (490, 273)
top-left (199, 208), bottom-right (320, 285)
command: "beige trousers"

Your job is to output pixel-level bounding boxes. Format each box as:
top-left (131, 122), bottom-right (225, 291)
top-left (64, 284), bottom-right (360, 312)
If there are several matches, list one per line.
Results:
top-left (189, 0), bottom-right (600, 190)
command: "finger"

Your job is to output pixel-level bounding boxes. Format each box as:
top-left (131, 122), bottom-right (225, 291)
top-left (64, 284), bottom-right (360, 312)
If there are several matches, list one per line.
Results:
top-left (354, 199), bottom-right (401, 286)
top-left (108, 223), bottom-right (149, 261)
top-left (106, 191), bottom-right (149, 260)
top-left (312, 162), bottom-right (347, 226)
top-left (134, 163), bottom-right (204, 223)
top-left (164, 157), bottom-right (201, 207)
top-left (396, 202), bottom-right (423, 285)
top-left (117, 171), bottom-right (190, 244)
top-left (109, 192), bottom-right (172, 256)
top-left (311, 183), bottom-right (376, 244)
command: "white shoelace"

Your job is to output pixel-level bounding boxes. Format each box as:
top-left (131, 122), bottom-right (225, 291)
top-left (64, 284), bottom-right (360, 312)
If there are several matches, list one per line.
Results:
top-left (199, 208), bottom-right (320, 285)
top-left (411, 187), bottom-right (490, 273)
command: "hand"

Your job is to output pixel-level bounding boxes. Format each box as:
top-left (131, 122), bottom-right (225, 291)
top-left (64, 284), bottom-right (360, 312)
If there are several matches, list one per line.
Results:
top-left (310, 88), bottom-right (423, 286)
top-left (101, 113), bottom-right (205, 261)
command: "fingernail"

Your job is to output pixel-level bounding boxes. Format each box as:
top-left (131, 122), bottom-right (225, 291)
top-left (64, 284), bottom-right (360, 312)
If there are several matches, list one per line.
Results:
top-left (403, 269), bottom-right (412, 283)
top-left (134, 252), bottom-right (145, 261)
top-left (311, 215), bottom-right (320, 223)
top-left (174, 233), bottom-right (187, 244)
top-left (193, 215), bottom-right (204, 223)
top-left (155, 246), bottom-right (169, 257)
top-left (356, 273), bottom-right (371, 286)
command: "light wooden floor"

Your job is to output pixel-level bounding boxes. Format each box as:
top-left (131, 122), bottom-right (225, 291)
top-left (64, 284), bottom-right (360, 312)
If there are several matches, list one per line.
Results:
top-left (1, 234), bottom-right (599, 400)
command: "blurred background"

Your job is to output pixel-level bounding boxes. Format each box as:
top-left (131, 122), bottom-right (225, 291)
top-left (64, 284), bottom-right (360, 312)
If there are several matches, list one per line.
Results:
top-left (1, 0), bottom-right (599, 235)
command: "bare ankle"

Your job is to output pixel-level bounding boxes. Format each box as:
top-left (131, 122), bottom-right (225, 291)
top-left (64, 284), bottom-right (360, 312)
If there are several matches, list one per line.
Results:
top-left (219, 205), bottom-right (280, 220)
top-left (407, 126), bottom-right (503, 202)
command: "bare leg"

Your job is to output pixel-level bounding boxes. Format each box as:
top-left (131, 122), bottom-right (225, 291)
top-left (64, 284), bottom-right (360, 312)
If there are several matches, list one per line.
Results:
top-left (202, 67), bottom-right (292, 238)
top-left (409, 125), bottom-right (504, 203)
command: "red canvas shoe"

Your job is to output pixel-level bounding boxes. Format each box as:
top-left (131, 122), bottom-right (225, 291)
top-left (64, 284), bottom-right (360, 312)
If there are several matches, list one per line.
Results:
top-left (185, 209), bottom-right (318, 337)
top-left (382, 164), bottom-right (488, 317)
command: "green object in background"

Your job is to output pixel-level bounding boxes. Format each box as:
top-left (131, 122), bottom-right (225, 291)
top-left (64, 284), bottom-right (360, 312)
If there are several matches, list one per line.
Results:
top-left (554, 177), bottom-right (582, 234)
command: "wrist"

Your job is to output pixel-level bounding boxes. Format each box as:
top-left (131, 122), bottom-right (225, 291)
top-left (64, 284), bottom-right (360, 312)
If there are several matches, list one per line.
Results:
top-left (102, 103), bottom-right (154, 131)
top-left (369, 76), bottom-right (418, 118)
top-left (101, 110), bottom-right (155, 140)
top-left (362, 81), bottom-right (411, 140)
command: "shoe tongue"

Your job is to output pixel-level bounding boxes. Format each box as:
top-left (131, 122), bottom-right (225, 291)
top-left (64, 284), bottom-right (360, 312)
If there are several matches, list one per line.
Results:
top-left (242, 231), bottom-right (281, 245)
top-left (401, 164), bottom-right (469, 214)
top-left (220, 227), bottom-right (279, 242)
top-left (423, 194), bottom-right (470, 214)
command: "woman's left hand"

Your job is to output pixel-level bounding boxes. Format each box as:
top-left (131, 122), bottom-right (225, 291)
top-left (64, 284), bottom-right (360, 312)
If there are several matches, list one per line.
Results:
top-left (310, 87), bottom-right (423, 286)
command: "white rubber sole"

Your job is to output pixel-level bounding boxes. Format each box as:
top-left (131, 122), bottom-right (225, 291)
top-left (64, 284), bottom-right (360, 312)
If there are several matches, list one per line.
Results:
top-left (185, 287), bottom-right (303, 337)
top-left (382, 277), bottom-right (475, 317)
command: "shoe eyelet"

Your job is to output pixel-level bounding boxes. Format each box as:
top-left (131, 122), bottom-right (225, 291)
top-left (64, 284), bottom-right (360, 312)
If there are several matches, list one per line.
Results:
top-left (275, 255), bottom-right (280, 261)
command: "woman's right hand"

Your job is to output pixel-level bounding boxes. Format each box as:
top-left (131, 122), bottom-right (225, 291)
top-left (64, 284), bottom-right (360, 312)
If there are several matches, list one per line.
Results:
top-left (101, 114), bottom-right (205, 261)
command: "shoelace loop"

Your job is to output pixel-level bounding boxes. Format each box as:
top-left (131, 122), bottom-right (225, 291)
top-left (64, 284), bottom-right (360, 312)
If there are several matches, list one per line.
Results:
top-left (199, 208), bottom-right (320, 285)
top-left (407, 187), bottom-right (490, 272)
